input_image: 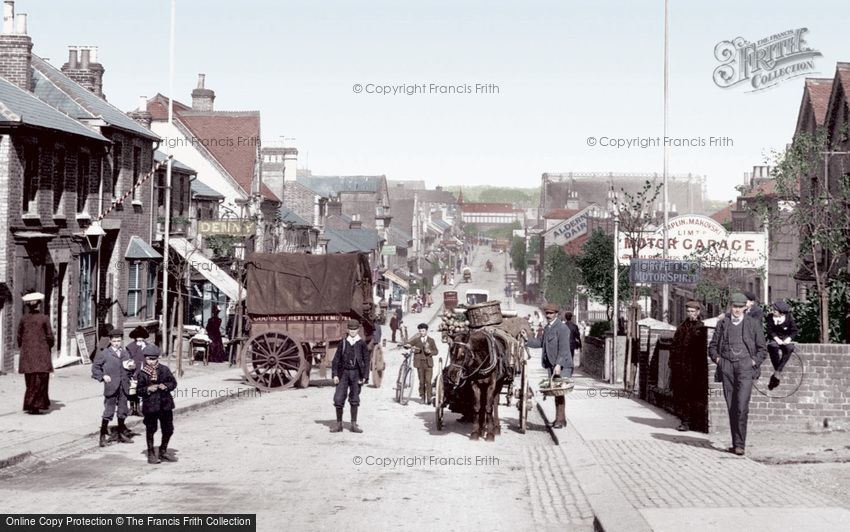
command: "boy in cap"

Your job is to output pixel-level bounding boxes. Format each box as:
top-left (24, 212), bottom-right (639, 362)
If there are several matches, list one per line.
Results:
top-left (18, 292), bottom-right (54, 415)
top-left (521, 302), bottom-right (572, 428)
top-left (331, 320), bottom-right (370, 433)
top-left (708, 292), bottom-right (767, 456)
top-left (136, 344), bottom-right (177, 464)
top-left (766, 299), bottom-right (798, 391)
top-left (408, 322), bottom-right (438, 404)
top-left (91, 329), bottom-right (134, 447)
top-left (126, 326), bottom-right (155, 417)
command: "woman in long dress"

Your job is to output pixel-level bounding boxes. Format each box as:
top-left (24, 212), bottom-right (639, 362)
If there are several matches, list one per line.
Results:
top-left (206, 306), bottom-right (227, 363)
top-left (18, 293), bottom-right (54, 414)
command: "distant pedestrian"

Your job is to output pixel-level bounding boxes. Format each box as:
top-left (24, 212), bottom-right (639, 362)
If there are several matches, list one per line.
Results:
top-left (136, 345), bottom-right (177, 464)
top-left (766, 300), bottom-right (798, 391)
top-left (426, 292), bottom-right (433, 308)
top-left (563, 311), bottom-right (582, 366)
top-left (331, 320), bottom-right (370, 433)
top-left (370, 339), bottom-right (386, 388)
top-left (708, 292), bottom-right (767, 456)
top-left (17, 292), bottom-right (53, 415)
top-left (390, 314), bottom-right (399, 343)
top-left (92, 329), bottom-right (135, 447)
top-left (670, 301), bottom-right (707, 431)
top-left (206, 306), bottom-right (226, 363)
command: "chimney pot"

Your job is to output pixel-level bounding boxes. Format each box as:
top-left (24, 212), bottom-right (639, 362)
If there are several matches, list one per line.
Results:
top-left (80, 48), bottom-right (90, 68)
top-left (68, 47), bottom-right (78, 69)
top-left (197, 73), bottom-right (205, 88)
top-left (89, 46), bottom-right (97, 63)
top-left (138, 95), bottom-right (147, 111)
top-left (2, 1), bottom-right (14, 33)
top-left (14, 12), bottom-right (25, 34)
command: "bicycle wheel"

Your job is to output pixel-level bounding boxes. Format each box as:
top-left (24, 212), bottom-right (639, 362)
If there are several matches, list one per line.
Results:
top-left (401, 366), bottom-right (414, 405)
top-left (395, 363), bottom-right (405, 403)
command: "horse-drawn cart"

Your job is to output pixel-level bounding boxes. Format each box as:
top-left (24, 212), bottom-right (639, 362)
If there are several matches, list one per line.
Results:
top-left (242, 252), bottom-right (375, 391)
top-left (435, 301), bottom-right (533, 438)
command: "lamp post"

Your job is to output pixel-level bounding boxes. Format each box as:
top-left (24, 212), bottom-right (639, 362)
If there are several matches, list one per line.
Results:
top-left (612, 208), bottom-right (620, 384)
top-left (85, 221), bottom-right (106, 332)
top-left (661, 0), bottom-right (670, 323)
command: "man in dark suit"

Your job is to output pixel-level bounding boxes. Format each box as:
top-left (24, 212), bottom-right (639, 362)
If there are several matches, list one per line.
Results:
top-left (709, 292), bottom-right (767, 456)
top-left (92, 329), bottom-right (134, 447)
top-left (408, 323), bottom-right (438, 404)
top-left (331, 320), bottom-right (370, 433)
top-left (522, 303), bottom-right (572, 428)
top-left (136, 345), bottom-right (177, 464)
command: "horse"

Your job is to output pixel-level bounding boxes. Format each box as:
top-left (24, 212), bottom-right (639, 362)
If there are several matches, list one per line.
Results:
top-left (445, 328), bottom-right (512, 441)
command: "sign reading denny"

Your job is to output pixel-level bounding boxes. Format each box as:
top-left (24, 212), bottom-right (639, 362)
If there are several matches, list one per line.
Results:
top-left (198, 220), bottom-right (257, 236)
top-left (618, 215), bottom-right (766, 269)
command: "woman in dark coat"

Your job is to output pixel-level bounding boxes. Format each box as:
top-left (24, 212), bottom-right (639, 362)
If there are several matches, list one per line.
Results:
top-left (206, 306), bottom-right (227, 363)
top-left (17, 293), bottom-right (54, 414)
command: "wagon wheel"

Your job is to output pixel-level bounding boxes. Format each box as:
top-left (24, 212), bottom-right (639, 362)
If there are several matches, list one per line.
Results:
top-left (435, 357), bottom-right (445, 431)
top-left (518, 358), bottom-right (529, 434)
top-left (242, 332), bottom-right (307, 391)
top-left (295, 343), bottom-right (312, 388)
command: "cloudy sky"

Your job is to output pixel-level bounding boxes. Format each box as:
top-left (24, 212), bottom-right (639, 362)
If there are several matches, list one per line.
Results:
top-left (22, 0), bottom-right (850, 201)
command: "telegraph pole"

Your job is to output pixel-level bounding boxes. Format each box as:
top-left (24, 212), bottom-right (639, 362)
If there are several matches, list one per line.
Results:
top-left (661, 0), bottom-right (670, 322)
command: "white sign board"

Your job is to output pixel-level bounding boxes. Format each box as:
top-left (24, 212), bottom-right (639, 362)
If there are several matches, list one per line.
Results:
top-left (617, 215), bottom-right (766, 269)
top-left (544, 205), bottom-right (602, 247)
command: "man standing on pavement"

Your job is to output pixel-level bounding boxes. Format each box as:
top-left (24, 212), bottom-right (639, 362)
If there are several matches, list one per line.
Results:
top-left (563, 311), bottom-right (582, 367)
top-left (17, 292), bottom-right (53, 415)
top-left (92, 329), bottom-right (135, 447)
top-left (521, 303), bottom-right (572, 429)
top-left (136, 345), bottom-right (177, 464)
top-left (331, 320), bottom-right (370, 433)
top-left (408, 323), bottom-right (438, 404)
top-left (670, 301), bottom-right (707, 432)
top-left (708, 292), bottom-right (767, 456)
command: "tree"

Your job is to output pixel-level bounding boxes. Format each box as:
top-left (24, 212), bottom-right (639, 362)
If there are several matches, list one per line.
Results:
top-left (577, 230), bottom-right (630, 319)
top-left (463, 223), bottom-right (479, 237)
top-left (756, 128), bottom-right (850, 343)
top-left (510, 236), bottom-right (527, 275)
top-left (542, 246), bottom-right (583, 308)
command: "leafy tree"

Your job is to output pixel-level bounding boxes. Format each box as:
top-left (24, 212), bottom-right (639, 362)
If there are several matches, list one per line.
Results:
top-left (510, 236), bottom-right (527, 274)
top-left (542, 246), bottom-right (582, 308)
top-left (787, 278), bottom-right (846, 343)
top-left (576, 230), bottom-right (630, 319)
top-left (463, 223), bottom-right (479, 237)
top-left (483, 221), bottom-right (522, 240)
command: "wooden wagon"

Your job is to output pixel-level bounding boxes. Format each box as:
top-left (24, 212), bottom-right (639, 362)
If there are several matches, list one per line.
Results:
top-left (241, 252), bottom-right (375, 391)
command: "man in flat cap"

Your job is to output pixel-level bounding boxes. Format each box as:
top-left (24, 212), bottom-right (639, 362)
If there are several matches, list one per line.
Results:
top-left (708, 292), bottom-right (767, 456)
top-left (521, 302), bottom-right (572, 428)
top-left (408, 322), bottom-right (438, 404)
top-left (331, 319), bottom-right (370, 433)
top-left (766, 299), bottom-right (798, 391)
top-left (17, 292), bottom-right (53, 415)
top-left (92, 329), bottom-right (134, 447)
top-left (670, 301), bottom-right (707, 431)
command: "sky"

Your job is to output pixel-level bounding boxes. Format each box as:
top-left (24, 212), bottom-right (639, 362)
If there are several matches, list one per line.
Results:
top-left (19, 0), bottom-right (850, 202)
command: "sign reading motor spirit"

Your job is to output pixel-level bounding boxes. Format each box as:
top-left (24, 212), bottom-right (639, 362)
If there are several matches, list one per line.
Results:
top-left (617, 215), bottom-right (766, 269)
top-left (198, 220), bottom-right (257, 236)
top-left (629, 259), bottom-right (700, 285)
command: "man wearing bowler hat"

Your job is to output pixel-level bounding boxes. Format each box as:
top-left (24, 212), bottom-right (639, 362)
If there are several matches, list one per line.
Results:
top-left (521, 302), bottom-right (572, 428)
top-left (709, 292), bottom-right (767, 456)
top-left (92, 329), bottom-right (134, 447)
top-left (331, 320), bottom-right (370, 433)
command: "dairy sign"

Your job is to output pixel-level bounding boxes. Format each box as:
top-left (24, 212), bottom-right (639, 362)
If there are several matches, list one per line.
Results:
top-left (617, 215), bottom-right (766, 269)
top-left (544, 205), bottom-right (602, 247)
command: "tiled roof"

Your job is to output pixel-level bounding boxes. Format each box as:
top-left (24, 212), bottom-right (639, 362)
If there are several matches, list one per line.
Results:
top-left (806, 78), bottom-right (834, 126)
top-left (191, 180), bottom-right (225, 199)
top-left (836, 63), bottom-right (850, 111)
top-left (388, 226), bottom-right (411, 248)
top-left (154, 150), bottom-right (195, 174)
top-left (461, 202), bottom-right (518, 213)
top-left (30, 56), bottom-right (158, 140)
top-left (297, 175), bottom-right (385, 197)
top-left (543, 208), bottom-right (580, 220)
top-left (709, 204), bottom-right (734, 225)
top-left (0, 76), bottom-right (108, 142)
top-left (125, 236), bottom-right (163, 260)
top-left (278, 206), bottom-right (311, 226)
top-left (433, 219), bottom-right (451, 231)
top-left (147, 94), bottom-right (192, 120)
top-left (324, 227), bottom-right (380, 253)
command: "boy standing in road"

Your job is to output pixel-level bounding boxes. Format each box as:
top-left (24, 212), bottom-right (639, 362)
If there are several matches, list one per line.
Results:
top-left (331, 320), bottom-right (370, 433)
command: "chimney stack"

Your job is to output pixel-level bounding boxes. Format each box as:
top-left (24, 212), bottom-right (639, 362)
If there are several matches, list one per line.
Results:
top-left (327, 198), bottom-right (343, 217)
top-left (0, 1), bottom-right (33, 91)
top-left (127, 95), bottom-right (153, 130)
top-left (61, 45), bottom-right (106, 99)
top-left (191, 73), bottom-right (215, 111)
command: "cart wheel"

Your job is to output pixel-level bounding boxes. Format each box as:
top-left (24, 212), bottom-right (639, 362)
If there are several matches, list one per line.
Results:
top-left (518, 359), bottom-right (529, 434)
top-left (435, 358), bottom-right (445, 430)
top-left (242, 332), bottom-right (307, 391)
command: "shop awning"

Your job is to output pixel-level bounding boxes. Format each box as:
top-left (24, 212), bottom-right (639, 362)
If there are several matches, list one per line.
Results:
top-left (383, 270), bottom-right (409, 290)
top-left (168, 237), bottom-right (245, 301)
top-left (125, 236), bottom-right (162, 260)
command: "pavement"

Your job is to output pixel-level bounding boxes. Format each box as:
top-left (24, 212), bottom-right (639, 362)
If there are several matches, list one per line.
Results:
top-left (533, 369), bottom-right (850, 532)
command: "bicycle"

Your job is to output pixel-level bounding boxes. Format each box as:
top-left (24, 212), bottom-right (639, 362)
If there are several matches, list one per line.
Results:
top-left (394, 348), bottom-right (415, 405)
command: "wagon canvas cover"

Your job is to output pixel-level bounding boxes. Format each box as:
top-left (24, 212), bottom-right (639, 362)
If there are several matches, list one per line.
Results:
top-left (246, 252), bottom-right (373, 318)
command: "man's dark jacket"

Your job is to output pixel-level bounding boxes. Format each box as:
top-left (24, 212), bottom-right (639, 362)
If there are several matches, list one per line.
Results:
top-left (526, 318), bottom-right (572, 370)
top-left (708, 314), bottom-right (767, 375)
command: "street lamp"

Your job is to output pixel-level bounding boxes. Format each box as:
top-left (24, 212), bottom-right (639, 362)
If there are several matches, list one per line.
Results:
top-left (85, 221), bottom-right (107, 332)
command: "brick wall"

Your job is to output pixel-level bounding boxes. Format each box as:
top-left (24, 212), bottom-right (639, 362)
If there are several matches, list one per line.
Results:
top-left (581, 335), bottom-right (605, 380)
top-left (0, 34), bottom-right (32, 91)
top-left (283, 181), bottom-right (318, 226)
top-left (708, 343), bottom-right (850, 432)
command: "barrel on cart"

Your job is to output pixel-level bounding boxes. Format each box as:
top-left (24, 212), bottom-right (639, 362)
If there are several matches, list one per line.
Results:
top-left (241, 252), bottom-right (376, 391)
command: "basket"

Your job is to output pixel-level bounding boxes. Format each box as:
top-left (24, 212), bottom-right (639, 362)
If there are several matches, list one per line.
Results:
top-left (466, 300), bottom-right (503, 328)
top-left (538, 377), bottom-right (574, 397)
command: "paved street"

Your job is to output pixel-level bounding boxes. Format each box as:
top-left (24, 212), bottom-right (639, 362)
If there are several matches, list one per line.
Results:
top-left (0, 248), bottom-right (593, 532)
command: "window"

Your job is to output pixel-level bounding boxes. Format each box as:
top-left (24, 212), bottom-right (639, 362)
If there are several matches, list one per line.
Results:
top-left (77, 152), bottom-right (90, 213)
top-left (78, 252), bottom-right (95, 328)
top-left (146, 263), bottom-right (157, 319)
top-left (178, 174), bottom-right (187, 215)
top-left (22, 144), bottom-right (39, 213)
top-left (112, 141), bottom-right (122, 197)
top-left (127, 261), bottom-right (142, 317)
top-left (132, 146), bottom-right (141, 200)
top-left (53, 148), bottom-right (66, 214)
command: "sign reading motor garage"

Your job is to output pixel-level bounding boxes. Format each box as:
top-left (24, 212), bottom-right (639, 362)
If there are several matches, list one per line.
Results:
top-left (617, 215), bottom-right (766, 269)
